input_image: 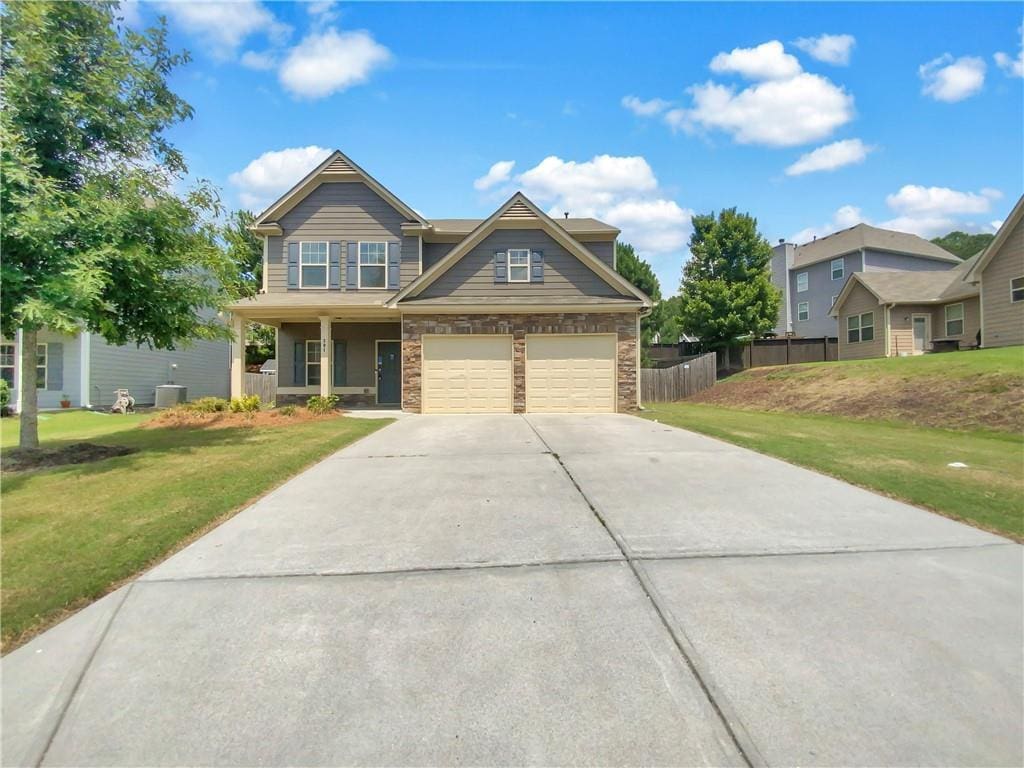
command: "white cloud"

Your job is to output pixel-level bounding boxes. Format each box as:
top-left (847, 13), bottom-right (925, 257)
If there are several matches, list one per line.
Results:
top-left (919, 54), bottom-right (986, 102)
top-left (240, 50), bottom-right (276, 71)
top-left (667, 72), bottom-right (854, 146)
top-left (473, 160), bottom-right (515, 191)
top-left (790, 205), bottom-right (865, 243)
top-left (621, 95), bottom-right (672, 117)
top-left (278, 28), bottom-right (391, 98)
top-left (793, 34), bottom-right (856, 65)
top-left (876, 215), bottom-right (958, 238)
top-left (885, 185), bottom-right (1001, 217)
top-left (994, 26), bottom-right (1024, 77)
top-left (990, 219), bottom-right (1005, 232)
top-left (158, 1), bottom-right (290, 59)
top-left (785, 138), bottom-right (873, 176)
top-left (602, 199), bottom-right (694, 254)
top-left (228, 145), bottom-right (332, 211)
top-left (307, 1), bottom-right (340, 23)
top-left (709, 40), bottom-right (802, 81)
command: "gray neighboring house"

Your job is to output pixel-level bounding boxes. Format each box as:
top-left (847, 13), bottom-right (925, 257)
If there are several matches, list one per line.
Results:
top-left (771, 224), bottom-right (961, 337)
top-left (1, 329), bottom-right (230, 411)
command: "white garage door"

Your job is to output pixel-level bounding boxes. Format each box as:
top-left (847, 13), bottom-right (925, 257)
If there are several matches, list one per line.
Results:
top-left (526, 334), bottom-right (617, 413)
top-left (422, 335), bottom-right (513, 414)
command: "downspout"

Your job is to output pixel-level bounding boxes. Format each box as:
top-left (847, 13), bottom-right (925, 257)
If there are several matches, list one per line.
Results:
top-left (80, 331), bottom-right (92, 408)
top-left (636, 307), bottom-right (650, 410)
top-left (885, 303), bottom-right (895, 357)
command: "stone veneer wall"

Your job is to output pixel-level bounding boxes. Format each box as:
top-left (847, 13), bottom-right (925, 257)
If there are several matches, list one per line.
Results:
top-left (401, 312), bottom-right (638, 413)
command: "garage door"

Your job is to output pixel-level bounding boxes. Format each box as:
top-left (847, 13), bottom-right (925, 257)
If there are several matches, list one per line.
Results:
top-left (422, 335), bottom-right (513, 414)
top-left (526, 334), bottom-right (617, 413)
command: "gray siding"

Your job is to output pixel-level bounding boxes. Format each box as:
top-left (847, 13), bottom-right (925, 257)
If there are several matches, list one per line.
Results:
top-left (419, 229), bottom-right (628, 300)
top-left (2, 330), bottom-right (82, 409)
top-left (278, 322), bottom-right (401, 388)
top-left (790, 253), bottom-right (858, 337)
top-left (770, 243), bottom-right (794, 334)
top-left (582, 240), bottom-right (615, 269)
top-left (400, 236), bottom-right (420, 287)
top-left (423, 241), bottom-right (456, 271)
top-left (981, 214), bottom-right (1024, 348)
top-left (837, 283), bottom-right (886, 360)
top-left (862, 250), bottom-right (957, 273)
top-left (266, 182), bottom-right (412, 293)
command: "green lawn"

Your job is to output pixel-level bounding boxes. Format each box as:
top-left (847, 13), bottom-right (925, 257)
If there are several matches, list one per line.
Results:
top-left (1, 411), bottom-right (391, 650)
top-left (641, 403), bottom-right (1023, 540)
top-left (1, 410), bottom-right (152, 447)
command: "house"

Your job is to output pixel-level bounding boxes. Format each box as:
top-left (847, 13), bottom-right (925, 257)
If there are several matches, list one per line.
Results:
top-left (771, 224), bottom-right (961, 337)
top-left (0, 329), bottom-right (229, 411)
top-left (227, 150), bottom-right (651, 413)
top-left (963, 194), bottom-right (1024, 349)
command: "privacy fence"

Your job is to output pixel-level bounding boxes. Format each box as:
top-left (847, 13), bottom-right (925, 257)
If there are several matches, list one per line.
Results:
top-left (718, 337), bottom-right (838, 372)
top-left (640, 352), bottom-right (717, 402)
top-left (243, 372), bottom-right (277, 404)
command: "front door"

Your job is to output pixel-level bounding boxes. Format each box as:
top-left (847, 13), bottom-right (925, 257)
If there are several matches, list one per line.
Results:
top-left (912, 316), bottom-right (928, 353)
top-left (377, 341), bottom-right (401, 405)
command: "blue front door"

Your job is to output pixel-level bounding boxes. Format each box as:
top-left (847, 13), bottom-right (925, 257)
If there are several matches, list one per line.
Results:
top-left (377, 341), bottom-right (401, 405)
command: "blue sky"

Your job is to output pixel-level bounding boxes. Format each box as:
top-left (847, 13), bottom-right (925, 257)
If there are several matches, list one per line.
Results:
top-left (126, 1), bottom-right (1023, 293)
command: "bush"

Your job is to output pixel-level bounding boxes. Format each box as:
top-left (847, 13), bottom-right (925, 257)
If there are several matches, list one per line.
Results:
top-left (306, 394), bottom-right (339, 415)
top-left (0, 379), bottom-right (9, 410)
top-left (277, 405), bottom-right (298, 417)
top-left (183, 397), bottom-right (229, 413)
top-left (229, 394), bottom-right (261, 413)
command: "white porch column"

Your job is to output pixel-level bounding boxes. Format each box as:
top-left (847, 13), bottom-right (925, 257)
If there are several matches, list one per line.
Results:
top-left (230, 314), bottom-right (245, 399)
top-left (319, 316), bottom-right (332, 398)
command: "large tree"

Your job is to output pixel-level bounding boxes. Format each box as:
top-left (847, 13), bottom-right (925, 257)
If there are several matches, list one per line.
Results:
top-left (1, 1), bottom-right (233, 448)
top-left (677, 208), bottom-right (780, 350)
top-left (224, 209), bottom-right (263, 298)
top-left (615, 241), bottom-right (662, 356)
top-left (931, 231), bottom-right (995, 260)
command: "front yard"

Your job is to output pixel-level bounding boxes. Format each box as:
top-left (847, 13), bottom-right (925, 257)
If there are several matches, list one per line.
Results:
top-left (1, 410), bottom-right (391, 651)
top-left (641, 403), bottom-right (1023, 540)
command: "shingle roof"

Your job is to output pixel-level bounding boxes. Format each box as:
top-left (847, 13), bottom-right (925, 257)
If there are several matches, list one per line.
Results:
top-left (855, 252), bottom-right (980, 304)
top-left (428, 217), bottom-right (619, 236)
top-left (792, 223), bottom-right (959, 268)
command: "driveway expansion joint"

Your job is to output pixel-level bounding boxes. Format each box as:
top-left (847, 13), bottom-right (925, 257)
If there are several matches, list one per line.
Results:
top-left (633, 540), bottom-right (1017, 563)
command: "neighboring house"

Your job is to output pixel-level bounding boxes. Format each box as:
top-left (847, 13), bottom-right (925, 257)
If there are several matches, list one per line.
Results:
top-left (964, 194), bottom-right (1024, 349)
top-left (0, 329), bottom-right (230, 411)
top-left (228, 150), bottom-right (651, 413)
top-left (771, 224), bottom-right (961, 337)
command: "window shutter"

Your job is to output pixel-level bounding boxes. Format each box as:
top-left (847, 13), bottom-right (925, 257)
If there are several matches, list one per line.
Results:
top-left (287, 243), bottom-right (299, 289)
top-left (333, 340), bottom-right (347, 387)
top-left (329, 242), bottom-right (341, 289)
top-left (346, 242), bottom-right (358, 290)
top-left (531, 250), bottom-right (544, 283)
top-left (293, 341), bottom-right (305, 386)
top-left (387, 241), bottom-right (401, 290)
top-left (46, 343), bottom-right (63, 391)
top-left (494, 251), bottom-right (507, 284)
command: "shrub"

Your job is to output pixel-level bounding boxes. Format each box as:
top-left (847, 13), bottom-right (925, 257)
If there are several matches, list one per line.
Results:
top-left (306, 394), bottom-right (339, 415)
top-left (229, 394), bottom-right (261, 413)
top-left (183, 397), bottom-right (229, 413)
top-left (0, 379), bottom-right (9, 409)
top-left (277, 405), bottom-right (298, 417)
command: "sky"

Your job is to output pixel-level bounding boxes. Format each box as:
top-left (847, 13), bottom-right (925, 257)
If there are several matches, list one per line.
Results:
top-left (123, 1), bottom-right (1024, 294)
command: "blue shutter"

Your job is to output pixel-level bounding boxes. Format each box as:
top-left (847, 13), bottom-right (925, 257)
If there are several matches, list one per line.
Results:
top-left (293, 341), bottom-right (305, 386)
top-left (531, 250), bottom-right (544, 283)
top-left (494, 251), bottom-right (507, 284)
top-left (387, 241), bottom-right (400, 290)
top-left (46, 342), bottom-right (63, 391)
top-left (345, 242), bottom-right (358, 290)
top-left (329, 242), bottom-right (341, 289)
top-left (333, 341), bottom-right (347, 387)
top-left (287, 242), bottom-right (299, 289)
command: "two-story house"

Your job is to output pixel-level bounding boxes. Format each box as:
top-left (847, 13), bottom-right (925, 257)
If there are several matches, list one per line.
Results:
top-left (770, 224), bottom-right (961, 337)
top-left (228, 150), bottom-right (651, 414)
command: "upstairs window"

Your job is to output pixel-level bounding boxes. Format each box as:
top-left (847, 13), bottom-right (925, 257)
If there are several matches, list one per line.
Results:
top-left (797, 302), bottom-right (809, 321)
top-left (847, 312), bottom-right (874, 343)
top-left (1012, 276), bottom-right (1024, 303)
top-left (508, 249), bottom-right (530, 282)
top-left (300, 242), bottom-right (328, 288)
top-left (359, 242), bottom-right (387, 289)
top-left (945, 303), bottom-right (964, 336)
top-left (831, 258), bottom-right (844, 280)
top-left (796, 272), bottom-right (808, 292)
top-left (0, 344), bottom-right (14, 386)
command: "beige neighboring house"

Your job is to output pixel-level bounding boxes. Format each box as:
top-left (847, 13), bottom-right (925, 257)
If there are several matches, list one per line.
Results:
top-left (830, 194), bottom-right (1023, 360)
top-left (228, 149), bottom-right (651, 413)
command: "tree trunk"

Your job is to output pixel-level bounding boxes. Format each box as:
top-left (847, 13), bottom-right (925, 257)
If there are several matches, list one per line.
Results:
top-left (18, 327), bottom-right (39, 450)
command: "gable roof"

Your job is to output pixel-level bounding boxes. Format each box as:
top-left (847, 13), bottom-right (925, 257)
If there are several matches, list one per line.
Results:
top-left (830, 253), bottom-right (980, 315)
top-left (792, 223), bottom-right (959, 268)
top-left (387, 192), bottom-right (651, 308)
top-left (251, 149), bottom-right (427, 231)
top-left (964, 194), bottom-right (1024, 283)
top-left (427, 217), bottom-right (619, 238)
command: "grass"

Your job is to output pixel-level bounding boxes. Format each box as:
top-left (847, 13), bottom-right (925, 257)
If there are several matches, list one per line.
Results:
top-left (1, 410), bottom-right (391, 651)
top-left (641, 403), bottom-right (1024, 540)
top-left (1, 410), bottom-right (151, 448)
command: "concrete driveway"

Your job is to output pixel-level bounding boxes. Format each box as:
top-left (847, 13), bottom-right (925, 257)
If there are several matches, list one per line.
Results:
top-left (4, 414), bottom-right (1021, 767)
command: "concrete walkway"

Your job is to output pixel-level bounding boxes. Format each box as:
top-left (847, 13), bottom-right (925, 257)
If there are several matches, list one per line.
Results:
top-left (3, 414), bottom-right (1021, 766)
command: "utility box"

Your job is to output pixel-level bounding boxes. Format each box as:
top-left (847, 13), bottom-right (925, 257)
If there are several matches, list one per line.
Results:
top-left (155, 384), bottom-right (187, 408)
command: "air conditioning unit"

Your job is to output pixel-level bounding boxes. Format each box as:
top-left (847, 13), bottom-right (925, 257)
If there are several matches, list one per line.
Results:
top-left (155, 384), bottom-right (187, 408)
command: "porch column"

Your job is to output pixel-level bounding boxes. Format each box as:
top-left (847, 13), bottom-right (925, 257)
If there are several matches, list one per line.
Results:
top-left (230, 314), bottom-right (245, 399)
top-left (319, 316), bottom-right (332, 398)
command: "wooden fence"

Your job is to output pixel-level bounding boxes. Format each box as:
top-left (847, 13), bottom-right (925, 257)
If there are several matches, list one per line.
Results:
top-left (641, 351), bottom-right (717, 402)
top-left (243, 372), bottom-right (277, 404)
top-left (718, 337), bottom-right (839, 372)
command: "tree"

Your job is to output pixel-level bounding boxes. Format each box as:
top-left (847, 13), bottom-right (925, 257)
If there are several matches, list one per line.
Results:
top-left (224, 210), bottom-right (263, 298)
top-left (1, 1), bottom-right (233, 449)
top-left (615, 242), bottom-right (662, 360)
top-left (931, 231), bottom-right (995, 260)
top-left (677, 208), bottom-right (780, 350)
top-left (651, 295), bottom-right (684, 343)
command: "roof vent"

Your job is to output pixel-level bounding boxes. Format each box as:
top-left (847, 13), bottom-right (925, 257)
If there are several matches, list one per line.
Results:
top-left (778, 238), bottom-right (784, 244)
top-left (564, 211), bottom-right (569, 219)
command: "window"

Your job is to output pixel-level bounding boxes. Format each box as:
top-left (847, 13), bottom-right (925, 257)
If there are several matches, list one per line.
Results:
top-left (830, 258), bottom-right (844, 281)
top-left (305, 340), bottom-right (321, 386)
top-left (847, 312), bottom-right (874, 343)
top-left (1012, 276), bottom-right (1024, 303)
top-left (796, 272), bottom-right (808, 292)
top-left (508, 249), bottom-right (530, 282)
top-left (831, 295), bottom-right (839, 308)
top-left (35, 344), bottom-right (46, 388)
top-left (299, 242), bottom-right (328, 288)
top-left (0, 344), bottom-right (14, 387)
top-left (358, 242), bottom-right (387, 289)
top-left (797, 302), bottom-right (809, 321)
top-left (945, 303), bottom-right (964, 337)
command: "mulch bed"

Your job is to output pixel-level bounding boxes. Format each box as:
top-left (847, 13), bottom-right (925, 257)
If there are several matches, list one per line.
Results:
top-left (3, 442), bottom-right (136, 473)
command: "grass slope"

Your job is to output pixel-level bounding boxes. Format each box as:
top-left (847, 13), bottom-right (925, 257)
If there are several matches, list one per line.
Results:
top-left (1, 411), bottom-right (391, 650)
top-left (642, 403), bottom-right (1023, 540)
